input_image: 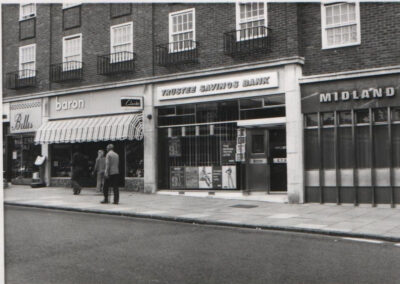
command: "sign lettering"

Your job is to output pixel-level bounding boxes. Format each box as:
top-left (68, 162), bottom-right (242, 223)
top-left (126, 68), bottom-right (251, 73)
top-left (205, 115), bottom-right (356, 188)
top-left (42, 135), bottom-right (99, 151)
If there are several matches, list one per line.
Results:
top-left (320, 87), bottom-right (395, 103)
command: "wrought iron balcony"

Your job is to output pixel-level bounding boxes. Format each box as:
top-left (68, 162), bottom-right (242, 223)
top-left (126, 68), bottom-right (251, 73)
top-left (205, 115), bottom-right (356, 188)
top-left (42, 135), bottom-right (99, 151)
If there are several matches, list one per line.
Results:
top-left (156, 40), bottom-right (199, 66)
top-left (224, 26), bottom-right (271, 56)
top-left (50, 61), bottom-right (83, 82)
top-left (5, 70), bottom-right (37, 89)
top-left (97, 51), bottom-right (136, 75)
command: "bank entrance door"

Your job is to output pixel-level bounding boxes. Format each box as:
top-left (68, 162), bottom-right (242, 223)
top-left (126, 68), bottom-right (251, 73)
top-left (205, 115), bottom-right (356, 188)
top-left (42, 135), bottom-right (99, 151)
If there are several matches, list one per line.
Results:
top-left (245, 127), bottom-right (287, 192)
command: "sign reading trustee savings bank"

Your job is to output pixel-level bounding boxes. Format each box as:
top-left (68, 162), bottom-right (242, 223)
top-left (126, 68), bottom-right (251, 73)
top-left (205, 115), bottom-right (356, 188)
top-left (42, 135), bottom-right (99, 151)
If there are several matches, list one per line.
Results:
top-left (157, 71), bottom-right (279, 101)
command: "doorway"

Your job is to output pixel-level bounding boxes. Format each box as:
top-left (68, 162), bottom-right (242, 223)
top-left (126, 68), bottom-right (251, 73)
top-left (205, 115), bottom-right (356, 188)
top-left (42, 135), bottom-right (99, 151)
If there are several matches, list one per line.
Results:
top-left (245, 127), bottom-right (287, 192)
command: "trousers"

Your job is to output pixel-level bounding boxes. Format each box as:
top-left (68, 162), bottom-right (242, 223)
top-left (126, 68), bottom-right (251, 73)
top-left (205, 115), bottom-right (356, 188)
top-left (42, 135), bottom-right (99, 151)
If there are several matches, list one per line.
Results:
top-left (103, 174), bottom-right (119, 203)
top-left (96, 172), bottom-right (105, 192)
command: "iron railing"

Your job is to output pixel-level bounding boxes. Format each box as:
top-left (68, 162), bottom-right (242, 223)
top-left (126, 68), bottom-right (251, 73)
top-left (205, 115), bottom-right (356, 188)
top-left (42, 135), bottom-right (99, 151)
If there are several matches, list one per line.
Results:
top-left (5, 70), bottom-right (37, 89)
top-left (156, 40), bottom-right (199, 66)
top-left (224, 26), bottom-right (271, 56)
top-left (50, 61), bottom-right (83, 82)
top-left (97, 51), bottom-right (136, 75)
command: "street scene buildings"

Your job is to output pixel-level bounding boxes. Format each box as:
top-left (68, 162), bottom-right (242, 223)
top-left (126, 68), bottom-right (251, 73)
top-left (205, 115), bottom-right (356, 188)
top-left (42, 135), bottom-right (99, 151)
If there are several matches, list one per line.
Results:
top-left (3, 2), bottom-right (400, 206)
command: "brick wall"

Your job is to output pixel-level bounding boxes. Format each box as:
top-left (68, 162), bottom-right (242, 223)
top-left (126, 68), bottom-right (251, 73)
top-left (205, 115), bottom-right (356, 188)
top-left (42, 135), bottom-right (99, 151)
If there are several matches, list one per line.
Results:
top-left (300, 3), bottom-right (400, 76)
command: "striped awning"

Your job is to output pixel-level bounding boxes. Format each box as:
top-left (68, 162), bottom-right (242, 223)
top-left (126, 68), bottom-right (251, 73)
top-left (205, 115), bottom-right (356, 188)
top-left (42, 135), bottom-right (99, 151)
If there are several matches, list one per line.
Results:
top-left (34, 113), bottom-right (143, 144)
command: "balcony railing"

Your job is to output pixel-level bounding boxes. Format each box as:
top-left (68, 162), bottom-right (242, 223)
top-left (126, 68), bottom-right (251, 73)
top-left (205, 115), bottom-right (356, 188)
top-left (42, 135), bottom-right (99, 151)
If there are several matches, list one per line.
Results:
top-left (224, 26), bottom-right (271, 56)
top-left (97, 51), bottom-right (136, 75)
top-left (156, 40), bottom-right (199, 66)
top-left (5, 70), bottom-right (37, 89)
top-left (50, 61), bottom-right (83, 82)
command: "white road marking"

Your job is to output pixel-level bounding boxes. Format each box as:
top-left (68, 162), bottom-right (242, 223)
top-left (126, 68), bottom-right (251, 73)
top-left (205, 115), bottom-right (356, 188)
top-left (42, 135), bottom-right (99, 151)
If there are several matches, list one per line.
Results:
top-left (342, 237), bottom-right (383, 244)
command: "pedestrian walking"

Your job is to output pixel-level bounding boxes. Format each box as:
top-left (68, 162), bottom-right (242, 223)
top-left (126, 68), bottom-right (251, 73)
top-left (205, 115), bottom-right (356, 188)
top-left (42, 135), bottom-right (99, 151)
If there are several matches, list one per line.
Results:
top-left (71, 147), bottom-right (85, 195)
top-left (101, 144), bottom-right (120, 204)
top-left (93, 149), bottom-right (106, 193)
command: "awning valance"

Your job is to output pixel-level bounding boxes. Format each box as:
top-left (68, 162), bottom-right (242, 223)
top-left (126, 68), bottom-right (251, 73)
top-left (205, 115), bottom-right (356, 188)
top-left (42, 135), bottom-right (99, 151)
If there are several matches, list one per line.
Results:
top-left (34, 113), bottom-right (143, 144)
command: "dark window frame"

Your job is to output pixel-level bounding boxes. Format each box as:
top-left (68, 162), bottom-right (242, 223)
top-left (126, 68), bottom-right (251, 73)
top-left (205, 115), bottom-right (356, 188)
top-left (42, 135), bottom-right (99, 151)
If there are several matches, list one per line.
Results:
top-left (62, 5), bottom-right (82, 30)
top-left (19, 17), bottom-right (36, 41)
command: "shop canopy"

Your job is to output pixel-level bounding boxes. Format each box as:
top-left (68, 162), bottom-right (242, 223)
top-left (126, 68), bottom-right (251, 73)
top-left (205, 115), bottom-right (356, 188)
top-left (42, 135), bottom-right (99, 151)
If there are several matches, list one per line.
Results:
top-left (34, 113), bottom-right (143, 144)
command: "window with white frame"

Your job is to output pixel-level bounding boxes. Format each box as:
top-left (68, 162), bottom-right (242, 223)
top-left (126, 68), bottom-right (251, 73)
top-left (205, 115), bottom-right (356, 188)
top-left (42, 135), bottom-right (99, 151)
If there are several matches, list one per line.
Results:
top-left (236, 2), bottom-right (268, 40)
top-left (20, 3), bottom-right (36, 21)
top-left (169, 9), bottom-right (195, 52)
top-left (321, 2), bottom-right (360, 49)
top-left (110, 22), bottom-right (133, 62)
top-left (63, 34), bottom-right (82, 70)
top-left (62, 2), bottom-right (81, 9)
top-left (19, 44), bottom-right (36, 78)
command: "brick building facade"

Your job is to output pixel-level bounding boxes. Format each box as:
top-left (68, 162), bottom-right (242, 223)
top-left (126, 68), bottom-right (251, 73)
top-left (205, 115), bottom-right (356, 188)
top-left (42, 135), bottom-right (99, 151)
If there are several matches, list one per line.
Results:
top-left (3, 2), bottom-right (400, 206)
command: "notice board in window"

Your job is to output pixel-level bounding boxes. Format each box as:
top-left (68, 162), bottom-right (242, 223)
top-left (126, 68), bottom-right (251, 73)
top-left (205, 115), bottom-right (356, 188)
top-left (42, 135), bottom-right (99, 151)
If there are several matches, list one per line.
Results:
top-left (169, 137), bottom-right (181, 157)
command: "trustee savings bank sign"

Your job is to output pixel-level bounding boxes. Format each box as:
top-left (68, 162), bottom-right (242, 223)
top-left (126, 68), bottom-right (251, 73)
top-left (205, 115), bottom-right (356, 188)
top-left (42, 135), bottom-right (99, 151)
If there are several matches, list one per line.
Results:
top-left (156, 71), bottom-right (279, 101)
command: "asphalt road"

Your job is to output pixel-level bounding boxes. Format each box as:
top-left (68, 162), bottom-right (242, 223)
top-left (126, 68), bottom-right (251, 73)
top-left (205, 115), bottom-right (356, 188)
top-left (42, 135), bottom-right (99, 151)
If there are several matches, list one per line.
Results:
top-left (5, 206), bottom-right (400, 284)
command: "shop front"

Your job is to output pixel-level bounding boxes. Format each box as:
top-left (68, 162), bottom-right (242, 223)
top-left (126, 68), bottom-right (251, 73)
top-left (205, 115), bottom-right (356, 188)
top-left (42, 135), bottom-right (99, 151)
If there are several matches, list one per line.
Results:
top-left (301, 73), bottom-right (400, 206)
top-left (8, 99), bottom-right (42, 185)
top-left (35, 88), bottom-right (144, 190)
top-left (155, 65), bottom-right (303, 200)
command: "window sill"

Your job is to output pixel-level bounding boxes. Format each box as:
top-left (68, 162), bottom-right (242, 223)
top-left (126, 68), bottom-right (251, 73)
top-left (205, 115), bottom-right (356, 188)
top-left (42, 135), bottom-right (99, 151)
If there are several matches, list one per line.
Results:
top-left (322, 41), bottom-right (361, 50)
top-left (19, 15), bottom-right (36, 21)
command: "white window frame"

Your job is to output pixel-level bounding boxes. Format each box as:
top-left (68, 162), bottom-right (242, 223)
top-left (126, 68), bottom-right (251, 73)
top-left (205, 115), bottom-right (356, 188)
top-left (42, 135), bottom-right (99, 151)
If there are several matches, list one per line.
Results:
top-left (62, 2), bottom-right (82, 9)
top-left (110, 22), bottom-right (133, 63)
top-left (168, 8), bottom-right (196, 53)
top-left (235, 2), bottom-right (268, 41)
top-left (62, 34), bottom-right (82, 71)
top-left (321, 2), bottom-right (361, 49)
top-left (19, 44), bottom-right (36, 78)
top-left (19, 3), bottom-right (36, 21)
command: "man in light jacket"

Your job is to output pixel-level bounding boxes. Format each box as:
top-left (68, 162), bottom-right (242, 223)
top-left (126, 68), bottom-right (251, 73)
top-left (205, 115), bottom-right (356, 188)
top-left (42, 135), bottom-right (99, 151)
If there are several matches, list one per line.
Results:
top-left (93, 149), bottom-right (105, 193)
top-left (101, 144), bottom-right (120, 204)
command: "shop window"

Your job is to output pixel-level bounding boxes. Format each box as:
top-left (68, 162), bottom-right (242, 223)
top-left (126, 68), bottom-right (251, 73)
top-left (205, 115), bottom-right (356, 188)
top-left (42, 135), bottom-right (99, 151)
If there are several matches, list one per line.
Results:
top-left (392, 125), bottom-right (400, 167)
top-left (177, 104), bottom-right (195, 115)
top-left (52, 145), bottom-right (72, 177)
top-left (321, 2), bottom-right (360, 49)
top-left (322, 112), bottom-right (334, 126)
top-left (356, 126), bottom-right (371, 168)
top-left (338, 127), bottom-right (353, 168)
top-left (11, 135), bottom-right (41, 179)
top-left (169, 8), bottom-right (196, 52)
top-left (391, 108), bottom-right (400, 122)
top-left (240, 106), bottom-right (285, 120)
top-left (126, 141), bottom-right (143, 177)
top-left (263, 94), bottom-right (285, 107)
top-left (339, 111), bottom-right (352, 125)
top-left (304, 129), bottom-right (319, 170)
top-left (240, 98), bottom-right (263, 109)
top-left (305, 113), bottom-right (318, 127)
top-left (158, 107), bottom-right (176, 116)
top-left (356, 109), bottom-right (370, 124)
top-left (373, 108), bottom-right (388, 123)
top-left (236, 2), bottom-right (268, 40)
top-left (322, 128), bottom-right (335, 169)
top-left (373, 125), bottom-right (389, 168)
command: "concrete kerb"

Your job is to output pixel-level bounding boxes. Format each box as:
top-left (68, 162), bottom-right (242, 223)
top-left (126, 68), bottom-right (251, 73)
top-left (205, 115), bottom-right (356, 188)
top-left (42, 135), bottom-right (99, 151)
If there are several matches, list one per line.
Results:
top-left (5, 201), bottom-right (400, 243)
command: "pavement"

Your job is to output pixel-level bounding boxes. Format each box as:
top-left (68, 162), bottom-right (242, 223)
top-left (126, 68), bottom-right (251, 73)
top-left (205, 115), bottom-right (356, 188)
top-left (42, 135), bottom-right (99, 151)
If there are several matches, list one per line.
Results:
top-left (4, 185), bottom-right (400, 242)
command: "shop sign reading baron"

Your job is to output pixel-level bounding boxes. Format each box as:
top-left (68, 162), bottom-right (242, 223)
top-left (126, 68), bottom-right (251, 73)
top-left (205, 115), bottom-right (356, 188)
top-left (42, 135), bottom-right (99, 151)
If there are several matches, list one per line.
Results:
top-left (157, 71), bottom-right (279, 100)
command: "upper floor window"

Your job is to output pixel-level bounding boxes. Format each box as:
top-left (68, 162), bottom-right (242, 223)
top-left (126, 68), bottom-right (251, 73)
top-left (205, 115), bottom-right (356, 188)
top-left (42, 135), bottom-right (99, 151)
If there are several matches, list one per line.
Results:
top-left (62, 2), bottom-right (81, 9)
top-left (169, 8), bottom-right (196, 52)
top-left (236, 2), bottom-right (268, 40)
top-left (110, 22), bottom-right (133, 62)
top-left (63, 34), bottom-right (82, 70)
top-left (20, 3), bottom-right (36, 21)
top-left (321, 2), bottom-right (361, 49)
top-left (19, 44), bottom-right (36, 78)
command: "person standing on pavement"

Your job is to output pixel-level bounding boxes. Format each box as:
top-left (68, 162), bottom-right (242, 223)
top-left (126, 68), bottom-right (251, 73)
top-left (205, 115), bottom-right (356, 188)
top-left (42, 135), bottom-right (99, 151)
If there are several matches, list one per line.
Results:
top-left (71, 147), bottom-right (85, 195)
top-left (93, 149), bottom-right (106, 193)
top-left (101, 144), bottom-right (120, 204)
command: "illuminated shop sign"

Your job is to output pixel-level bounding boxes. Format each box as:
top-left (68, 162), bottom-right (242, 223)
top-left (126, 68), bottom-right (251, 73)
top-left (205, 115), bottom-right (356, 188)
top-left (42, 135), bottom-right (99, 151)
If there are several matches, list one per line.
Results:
top-left (320, 87), bottom-right (395, 103)
top-left (157, 71), bottom-right (279, 101)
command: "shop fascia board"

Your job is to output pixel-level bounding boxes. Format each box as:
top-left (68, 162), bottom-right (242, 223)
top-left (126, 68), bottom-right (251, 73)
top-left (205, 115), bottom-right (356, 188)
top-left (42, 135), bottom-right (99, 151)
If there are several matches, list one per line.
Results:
top-left (237, 117), bottom-right (286, 128)
top-left (3, 56), bottom-right (304, 103)
top-left (300, 65), bottom-right (400, 84)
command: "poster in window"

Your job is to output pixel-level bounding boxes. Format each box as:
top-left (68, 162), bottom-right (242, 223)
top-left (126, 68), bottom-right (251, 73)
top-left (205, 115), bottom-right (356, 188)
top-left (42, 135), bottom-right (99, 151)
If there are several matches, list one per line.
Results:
top-left (222, 165), bottom-right (236, 189)
top-left (170, 166), bottom-right (185, 189)
top-left (169, 137), bottom-right (181, 157)
top-left (212, 166), bottom-right (222, 189)
top-left (198, 166), bottom-right (213, 189)
top-left (221, 141), bottom-right (236, 164)
top-left (185, 167), bottom-right (199, 188)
